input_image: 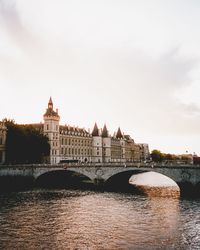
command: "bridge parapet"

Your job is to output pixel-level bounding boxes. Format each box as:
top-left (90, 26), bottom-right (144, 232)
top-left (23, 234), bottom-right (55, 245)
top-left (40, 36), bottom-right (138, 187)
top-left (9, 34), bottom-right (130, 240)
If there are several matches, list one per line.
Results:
top-left (0, 163), bottom-right (200, 186)
top-left (1, 162), bottom-right (200, 169)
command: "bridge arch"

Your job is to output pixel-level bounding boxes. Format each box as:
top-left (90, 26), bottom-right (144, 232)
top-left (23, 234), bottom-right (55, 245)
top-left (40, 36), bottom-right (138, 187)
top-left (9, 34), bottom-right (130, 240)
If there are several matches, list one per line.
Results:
top-left (34, 169), bottom-right (93, 188)
top-left (105, 169), bottom-right (147, 182)
top-left (104, 168), bottom-right (180, 194)
top-left (104, 169), bottom-right (147, 192)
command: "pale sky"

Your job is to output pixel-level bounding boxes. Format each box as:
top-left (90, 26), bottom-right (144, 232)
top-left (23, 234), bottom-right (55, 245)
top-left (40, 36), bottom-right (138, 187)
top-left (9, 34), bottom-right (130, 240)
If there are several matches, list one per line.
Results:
top-left (0, 0), bottom-right (200, 155)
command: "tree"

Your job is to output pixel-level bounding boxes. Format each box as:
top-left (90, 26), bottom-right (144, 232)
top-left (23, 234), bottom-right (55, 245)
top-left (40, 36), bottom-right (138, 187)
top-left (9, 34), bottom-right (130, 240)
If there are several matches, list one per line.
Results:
top-left (151, 149), bottom-right (164, 162)
top-left (3, 119), bottom-right (50, 164)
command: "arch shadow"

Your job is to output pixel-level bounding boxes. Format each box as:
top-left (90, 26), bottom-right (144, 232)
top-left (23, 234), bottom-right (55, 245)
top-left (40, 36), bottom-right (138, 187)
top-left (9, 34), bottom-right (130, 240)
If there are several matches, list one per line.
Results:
top-left (35, 170), bottom-right (94, 189)
top-left (104, 169), bottom-right (147, 193)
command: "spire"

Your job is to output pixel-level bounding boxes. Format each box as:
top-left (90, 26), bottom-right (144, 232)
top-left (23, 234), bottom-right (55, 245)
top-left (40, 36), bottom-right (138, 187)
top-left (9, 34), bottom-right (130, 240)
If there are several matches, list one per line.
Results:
top-left (116, 127), bottom-right (123, 139)
top-left (48, 97), bottom-right (53, 109)
top-left (102, 124), bottom-right (108, 137)
top-left (43, 97), bottom-right (60, 118)
top-left (92, 122), bottom-right (99, 136)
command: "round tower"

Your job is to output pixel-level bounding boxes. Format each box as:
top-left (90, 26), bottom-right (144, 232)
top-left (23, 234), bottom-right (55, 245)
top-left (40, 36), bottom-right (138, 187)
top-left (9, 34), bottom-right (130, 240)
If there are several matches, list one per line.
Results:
top-left (91, 122), bottom-right (102, 163)
top-left (116, 127), bottom-right (125, 163)
top-left (102, 124), bottom-right (111, 163)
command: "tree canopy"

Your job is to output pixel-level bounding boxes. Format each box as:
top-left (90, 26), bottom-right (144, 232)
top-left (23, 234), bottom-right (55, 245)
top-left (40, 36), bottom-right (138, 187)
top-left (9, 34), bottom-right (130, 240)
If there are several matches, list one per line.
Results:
top-left (3, 119), bottom-right (50, 164)
top-left (150, 149), bottom-right (191, 163)
top-left (151, 150), bottom-right (164, 162)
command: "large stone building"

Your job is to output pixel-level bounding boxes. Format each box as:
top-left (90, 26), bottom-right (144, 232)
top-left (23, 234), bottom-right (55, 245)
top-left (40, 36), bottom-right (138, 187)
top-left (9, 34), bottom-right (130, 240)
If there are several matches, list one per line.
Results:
top-left (43, 98), bottom-right (150, 164)
top-left (0, 97), bottom-right (150, 165)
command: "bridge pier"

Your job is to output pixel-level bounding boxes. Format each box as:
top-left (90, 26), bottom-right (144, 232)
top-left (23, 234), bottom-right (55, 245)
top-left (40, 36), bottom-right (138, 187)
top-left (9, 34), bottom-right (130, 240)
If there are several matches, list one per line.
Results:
top-left (93, 178), bottom-right (105, 187)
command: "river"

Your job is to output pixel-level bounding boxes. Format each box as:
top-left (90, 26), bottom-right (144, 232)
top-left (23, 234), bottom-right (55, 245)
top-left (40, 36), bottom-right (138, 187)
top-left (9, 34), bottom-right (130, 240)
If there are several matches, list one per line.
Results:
top-left (0, 189), bottom-right (200, 250)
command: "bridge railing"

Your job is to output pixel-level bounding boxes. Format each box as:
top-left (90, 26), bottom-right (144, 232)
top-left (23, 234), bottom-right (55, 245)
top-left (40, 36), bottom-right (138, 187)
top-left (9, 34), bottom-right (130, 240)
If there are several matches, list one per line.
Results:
top-left (1, 162), bottom-right (200, 169)
top-left (58, 162), bottom-right (200, 168)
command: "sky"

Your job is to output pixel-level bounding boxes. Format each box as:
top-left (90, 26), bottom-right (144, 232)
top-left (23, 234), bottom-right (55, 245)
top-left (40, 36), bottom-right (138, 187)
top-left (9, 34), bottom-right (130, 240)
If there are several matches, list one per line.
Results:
top-left (0, 0), bottom-right (200, 155)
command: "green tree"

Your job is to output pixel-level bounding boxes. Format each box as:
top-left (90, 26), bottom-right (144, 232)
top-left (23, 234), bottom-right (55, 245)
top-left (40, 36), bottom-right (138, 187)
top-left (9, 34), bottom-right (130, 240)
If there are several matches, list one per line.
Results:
top-left (3, 119), bottom-right (50, 164)
top-left (151, 149), bottom-right (164, 162)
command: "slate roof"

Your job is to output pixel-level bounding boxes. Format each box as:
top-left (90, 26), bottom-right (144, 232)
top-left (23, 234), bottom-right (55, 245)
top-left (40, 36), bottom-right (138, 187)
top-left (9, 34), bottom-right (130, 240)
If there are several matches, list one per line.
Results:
top-left (116, 127), bottom-right (123, 139)
top-left (60, 125), bottom-right (90, 136)
top-left (92, 122), bottom-right (99, 136)
top-left (43, 108), bottom-right (59, 117)
top-left (102, 124), bottom-right (109, 137)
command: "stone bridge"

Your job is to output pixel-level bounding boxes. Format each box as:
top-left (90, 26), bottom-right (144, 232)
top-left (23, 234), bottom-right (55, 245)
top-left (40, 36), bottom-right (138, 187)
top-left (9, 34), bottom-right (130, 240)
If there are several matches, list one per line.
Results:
top-left (0, 163), bottom-right (200, 188)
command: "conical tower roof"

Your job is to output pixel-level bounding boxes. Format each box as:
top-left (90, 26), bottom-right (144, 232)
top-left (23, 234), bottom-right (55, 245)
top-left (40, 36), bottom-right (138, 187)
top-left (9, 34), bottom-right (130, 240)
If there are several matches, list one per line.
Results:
top-left (102, 124), bottom-right (108, 137)
top-left (92, 122), bottom-right (99, 136)
top-left (116, 127), bottom-right (123, 139)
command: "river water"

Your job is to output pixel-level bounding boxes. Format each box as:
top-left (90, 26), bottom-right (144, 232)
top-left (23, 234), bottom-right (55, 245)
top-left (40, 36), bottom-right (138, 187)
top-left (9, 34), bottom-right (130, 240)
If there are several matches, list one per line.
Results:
top-left (0, 189), bottom-right (200, 250)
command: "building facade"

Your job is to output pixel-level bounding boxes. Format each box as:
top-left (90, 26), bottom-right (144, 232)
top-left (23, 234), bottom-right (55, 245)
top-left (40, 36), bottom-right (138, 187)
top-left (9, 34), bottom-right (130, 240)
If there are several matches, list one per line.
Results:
top-left (43, 98), bottom-right (150, 164)
top-left (0, 98), bottom-right (150, 165)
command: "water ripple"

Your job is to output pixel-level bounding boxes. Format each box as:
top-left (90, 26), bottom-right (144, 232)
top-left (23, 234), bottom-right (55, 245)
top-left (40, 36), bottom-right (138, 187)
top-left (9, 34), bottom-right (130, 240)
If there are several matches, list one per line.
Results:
top-left (0, 190), bottom-right (199, 249)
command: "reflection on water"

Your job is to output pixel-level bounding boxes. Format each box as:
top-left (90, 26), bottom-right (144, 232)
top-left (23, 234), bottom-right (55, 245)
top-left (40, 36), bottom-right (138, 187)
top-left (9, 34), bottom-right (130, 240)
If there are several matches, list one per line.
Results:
top-left (129, 172), bottom-right (180, 198)
top-left (0, 190), bottom-right (199, 249)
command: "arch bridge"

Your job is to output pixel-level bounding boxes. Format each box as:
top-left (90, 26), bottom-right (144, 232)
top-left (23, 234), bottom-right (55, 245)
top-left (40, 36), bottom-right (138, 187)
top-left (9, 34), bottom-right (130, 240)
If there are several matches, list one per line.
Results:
top-left (0, 163), bottom-right (200, 187)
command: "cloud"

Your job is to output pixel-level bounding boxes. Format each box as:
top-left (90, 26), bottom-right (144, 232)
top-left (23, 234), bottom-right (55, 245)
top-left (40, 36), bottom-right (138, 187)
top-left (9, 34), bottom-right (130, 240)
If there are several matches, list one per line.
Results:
top-left (0, 0), bottom-right (46, 58)
top-left (0, 0), bottom-right (200, 154)
top-left (88, 47), bottom-right (200, 136)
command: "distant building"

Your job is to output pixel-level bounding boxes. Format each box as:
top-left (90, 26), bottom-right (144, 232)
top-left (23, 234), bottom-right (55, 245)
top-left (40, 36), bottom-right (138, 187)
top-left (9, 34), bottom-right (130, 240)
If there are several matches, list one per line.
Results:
top-left (0, 122), bottom-right (6, 164)
top-left (138, 143), bottom-right (150, 161)
top-left (177, 154), bottom-right (193, 164)
top-left (193, 156), bottom-right (200, 165)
